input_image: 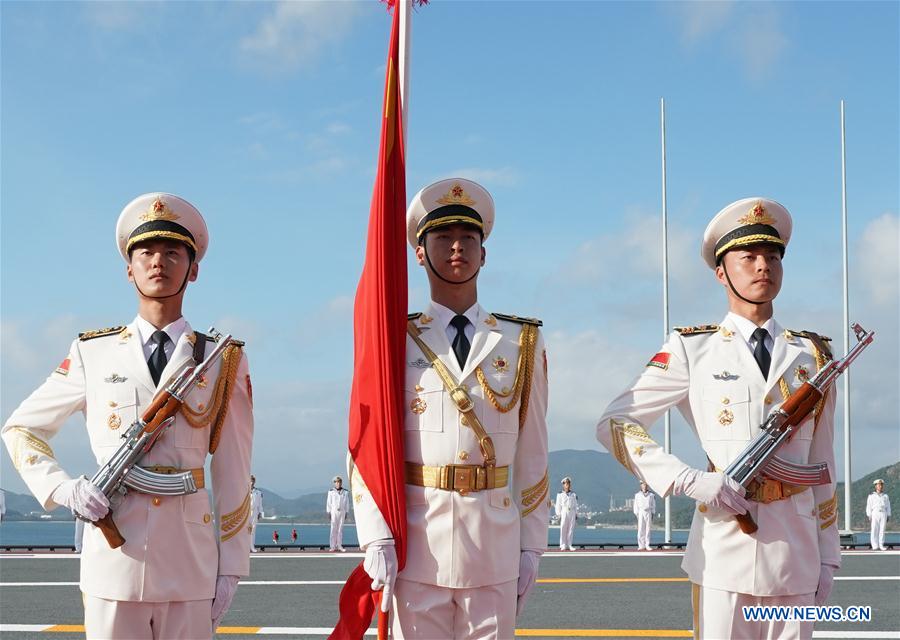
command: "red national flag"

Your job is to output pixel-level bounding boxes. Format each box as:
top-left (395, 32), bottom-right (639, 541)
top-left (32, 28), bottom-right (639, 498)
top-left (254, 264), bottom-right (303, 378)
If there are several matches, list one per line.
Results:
top-left (330, 4), bottom-right (407, 639)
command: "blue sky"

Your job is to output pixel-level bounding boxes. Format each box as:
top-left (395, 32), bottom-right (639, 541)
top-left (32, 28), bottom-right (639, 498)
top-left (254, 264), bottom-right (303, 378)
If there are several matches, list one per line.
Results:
top-left (2, 1), bottom-right (897, 498)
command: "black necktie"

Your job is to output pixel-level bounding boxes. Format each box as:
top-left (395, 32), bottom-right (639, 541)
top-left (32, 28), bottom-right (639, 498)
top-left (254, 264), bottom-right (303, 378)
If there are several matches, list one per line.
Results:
top-left (450, 315), bottom-right (471, 368)
top-left (148, 330), bottom-right (170, 386)
top-left (752, 327), bottom-right (771, 379)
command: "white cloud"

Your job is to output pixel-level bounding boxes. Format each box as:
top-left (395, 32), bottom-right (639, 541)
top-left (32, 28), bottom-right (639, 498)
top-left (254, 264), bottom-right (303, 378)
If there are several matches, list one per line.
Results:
top-left (82, 2), bottom-right (156, 30)
top-left (326, 122), bottom-right (352, 135)
top-left (239, 1), bottom-right (362, 72)
top-left (673, 1), bottom-right (735, 45)
top-left (857, 212), bottom-right (900, 307)
top-left (738, 7), bottom-right (789, 81)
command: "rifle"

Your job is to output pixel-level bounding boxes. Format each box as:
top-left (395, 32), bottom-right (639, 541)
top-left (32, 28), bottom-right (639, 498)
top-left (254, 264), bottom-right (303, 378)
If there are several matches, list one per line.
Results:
top-left (78, 329), bottom-right (234, 548)
top-left (725, 323), bottom-right (875, 535)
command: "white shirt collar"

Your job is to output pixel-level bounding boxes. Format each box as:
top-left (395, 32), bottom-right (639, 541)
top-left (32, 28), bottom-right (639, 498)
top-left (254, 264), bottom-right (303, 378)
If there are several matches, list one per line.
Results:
top-left (135, 315), bottom-right (187, 348)
top-left (429, 301), bottom-right (480, 333)
top-left (726, 312), bottom-right (777, 347)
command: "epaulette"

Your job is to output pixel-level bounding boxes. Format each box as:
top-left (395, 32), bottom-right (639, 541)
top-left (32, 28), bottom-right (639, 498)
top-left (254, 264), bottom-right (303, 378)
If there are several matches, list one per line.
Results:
top-left (408, 312), bottom-right (422, 321)
top-left (492, 313), bottom-right (543, 327)
top-left (674, 324), bottom-right (719, 336)
top-left (78, 326), bottom-right (126, 341)
top-left (787, 329), bottom-right (832, 359)
top-left (787, 330), bottom-right (832, 343)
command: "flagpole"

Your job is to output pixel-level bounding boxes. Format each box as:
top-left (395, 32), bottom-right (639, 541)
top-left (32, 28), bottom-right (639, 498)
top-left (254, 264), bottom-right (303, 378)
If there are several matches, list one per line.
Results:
top-left (840, 99), bottom-right (852, 532)
top-left (660, 98), bottom-right (672, 545)
top-left (399, 0), bottom-right (412, 146)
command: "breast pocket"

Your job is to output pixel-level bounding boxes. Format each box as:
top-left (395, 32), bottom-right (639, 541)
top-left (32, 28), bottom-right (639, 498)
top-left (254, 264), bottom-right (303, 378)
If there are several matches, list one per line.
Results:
top-left (701, 382), bottom-right (751, 441)
top-left (175, 384), bottom-right (213, 449)
top-left (404, 377), bottom-right (444, 432)
top-left (93, 387), bottom-right (140, 449)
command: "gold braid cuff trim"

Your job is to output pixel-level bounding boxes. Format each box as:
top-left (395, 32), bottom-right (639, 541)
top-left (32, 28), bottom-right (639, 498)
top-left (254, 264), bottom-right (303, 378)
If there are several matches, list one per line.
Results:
top-left (521, 469), bottom-right (549, 507)
top-left (818, 493), bottom-right (837, 522)
top-left (220, 490), bottom-right (251, 542)
top-left (179, 345), bottom-right (243, 453)
top-left (609, 419), bottom-right (656, 473)
top-left (820, 515), bottom-right (837, 530)
top-left (521, 471), bottom-right (549, 518)
top-left (475, 324), bottom-right (538, 431)
top-left (10, 427), bottom-right (55, 471)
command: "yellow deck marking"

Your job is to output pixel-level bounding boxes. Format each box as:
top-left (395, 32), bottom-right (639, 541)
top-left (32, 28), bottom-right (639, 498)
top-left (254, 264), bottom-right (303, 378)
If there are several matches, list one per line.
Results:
top-left (516, 631), bottom-right (692, 638)
top-left (216, 627), bottom-right (263, 634)
top-left (45, 626), bottom-right (84, 632)
top-left (538, 577), bottom-right (689, 583)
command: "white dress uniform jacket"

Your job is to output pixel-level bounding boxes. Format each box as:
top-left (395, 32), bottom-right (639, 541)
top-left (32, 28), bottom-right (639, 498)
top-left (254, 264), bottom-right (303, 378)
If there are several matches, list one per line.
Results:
top-left (353, 302), bottom-right (550, 588)
top-left (633, 490), bottom-right (655, 550)
top-left (597, 313), bottom-right (839, 596)
top-left (2, 318), bottom-right (254, 602)
top-left (555, 491), bottom-right (578, 549)
top-left (866, 492), bottom-right (891, 550)
top-left (327, 487), bottom-right (350, 516)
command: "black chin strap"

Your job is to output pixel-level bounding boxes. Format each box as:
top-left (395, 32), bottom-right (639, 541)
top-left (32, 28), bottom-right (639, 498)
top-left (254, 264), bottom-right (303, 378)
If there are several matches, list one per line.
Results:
top-left (133, 259), bottom-right (193, 300)
top-left (423, 245), bottom-right (480, 285)
top-left (722, 262), bottom-right (768, 306)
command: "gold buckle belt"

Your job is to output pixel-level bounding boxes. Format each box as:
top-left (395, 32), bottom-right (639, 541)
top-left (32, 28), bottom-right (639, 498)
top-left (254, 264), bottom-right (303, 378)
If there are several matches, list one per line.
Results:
top-left (140, 465), bottom-right (205, 490)
top-left (746, 477), bottom-right (807, 504)
top-left (404, 462), bottom-right (509, 494)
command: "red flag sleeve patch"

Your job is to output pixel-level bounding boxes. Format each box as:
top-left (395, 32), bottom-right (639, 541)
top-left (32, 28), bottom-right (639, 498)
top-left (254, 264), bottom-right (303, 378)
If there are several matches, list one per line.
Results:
top-left (646, 352), bottom-right (670, 370)
top-left (55, 357), bottom-right (71, 376)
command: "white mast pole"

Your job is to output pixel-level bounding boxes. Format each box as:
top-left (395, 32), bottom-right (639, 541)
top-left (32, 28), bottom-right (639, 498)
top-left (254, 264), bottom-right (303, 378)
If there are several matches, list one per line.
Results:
top-left (399, 0), bottom-right (412, 147)
top-left (840, 100), bottom-right (852, 532)
top-left (661, 98), bottom-right (673, 545)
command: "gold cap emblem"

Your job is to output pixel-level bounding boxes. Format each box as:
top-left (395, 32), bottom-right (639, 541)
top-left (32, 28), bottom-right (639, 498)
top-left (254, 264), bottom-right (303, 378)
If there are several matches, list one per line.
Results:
top-left (140, 196), bottom-right (180, 222)
top-left (436, 183), bottom-right (476, 207)
top-left (738, 201), bottom-right (776, 226)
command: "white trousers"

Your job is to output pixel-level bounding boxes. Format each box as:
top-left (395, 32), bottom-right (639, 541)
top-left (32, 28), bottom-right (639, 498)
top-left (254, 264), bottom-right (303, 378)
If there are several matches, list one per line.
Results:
top-left (249, 521), bottom-right (258, 552)
top-left (870, 512), bottom-right (887, 549)
top-left (329, 512), bottom-right (345, 550)
top-left (84, 594), bottom-right (213, 640)
top-left (692, 584), bottom-right (814, 640)
top-left (636, 511), bottom-right (652, 550)
top-left (391, 577), bottom-right (517, 639)
top-left (559, 513), bottom-right (576, 549)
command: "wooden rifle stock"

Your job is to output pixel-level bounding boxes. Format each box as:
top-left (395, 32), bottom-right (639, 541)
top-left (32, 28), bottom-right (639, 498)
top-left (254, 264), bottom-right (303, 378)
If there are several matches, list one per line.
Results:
top-left (95, 512), bottom-right (126, 549)
top-left (735, 512), bottom-right (759, 535)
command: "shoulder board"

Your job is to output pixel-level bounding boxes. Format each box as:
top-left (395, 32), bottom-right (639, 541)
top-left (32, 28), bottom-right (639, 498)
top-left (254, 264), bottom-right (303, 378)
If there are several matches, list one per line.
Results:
top-left (492, 313), bottom-right (543, 327)
top-left (408, 312), bottom-right (422, 321)
top-left (195, 332), bottom-right (245, 347)
top-left (787, 330), bottom-right (832, 342)
top-left (78, 326), bottom-right (126, 341)
top-left (674, 324), bottom-right (719, 336)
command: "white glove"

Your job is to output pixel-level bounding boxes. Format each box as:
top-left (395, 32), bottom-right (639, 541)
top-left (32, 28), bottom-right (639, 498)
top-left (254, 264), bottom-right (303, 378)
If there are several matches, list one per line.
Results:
top-left (51, 477), bottom-right (109, 521)
top-left (815, 564), bottom-right (836, 606)
top-left (516, 550), bottom-right (542, 617)
top-left (673, 468), bottom-right (750, 516)
top-left (364, 539), bottom-right (398, 613)
top-left (211, 575), bottom-right (240, 630)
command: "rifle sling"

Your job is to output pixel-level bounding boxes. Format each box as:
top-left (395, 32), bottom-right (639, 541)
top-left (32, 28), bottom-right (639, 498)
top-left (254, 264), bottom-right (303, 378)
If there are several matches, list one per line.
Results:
top-left (407, 321), bottom-right (497, 484)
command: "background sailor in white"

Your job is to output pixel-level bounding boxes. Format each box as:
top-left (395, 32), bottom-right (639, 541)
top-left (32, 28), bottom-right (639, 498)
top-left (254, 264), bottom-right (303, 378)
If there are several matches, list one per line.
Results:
top-left (2, 193), bottom-right (254, 640)
top-left (351, 178), bottom-right (550, 639)
top-left (250, 475), bottom-right (264, 552)
top-left (596, 198), bottom-right (838, 640)
top-left (866, 479), bottom-right (891, 550)
top-left (326, 475), bottom-right (350, 552)
top-left (633, 481), bottom-right (656, 551)
top-left (555, 477), bottom-right (578, 551)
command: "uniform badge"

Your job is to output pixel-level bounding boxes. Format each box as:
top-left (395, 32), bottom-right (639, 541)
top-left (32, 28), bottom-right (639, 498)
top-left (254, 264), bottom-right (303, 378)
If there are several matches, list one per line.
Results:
top-left (197, 374), bottom-right (208, 389)
top-left (646, 352), bottom-right (670, 370)
top-left (118, 329), bottom-right (132, 341)
top-left (418, 314), bottom-right (433, 325)
top-left (26, 454), bottom-right (38, 466)
top-left (108, 413), bottom-right (122, 430)
top-left (104, 373), bottom-right (127, 383)
top-left (484, 315), bottom-right (497, 327)
top-left (718, 327), bottom-right (734, 340)
top-left (55, 357), bottom-right (71, 376)
top-left (794, 364), bottom-right (810, 383)
top-left (491, 356), bottom-right (510, 373)
top-left (633, 445), bottom-right (645, 457)
top-left (409, 357), bottom-right (432, 369)
top-left (713, 371), bottom-right (739, 381)
top-left (717, 409), bottom-right (734, 426)
top-left (410, 398), bottom-right (427, 415)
